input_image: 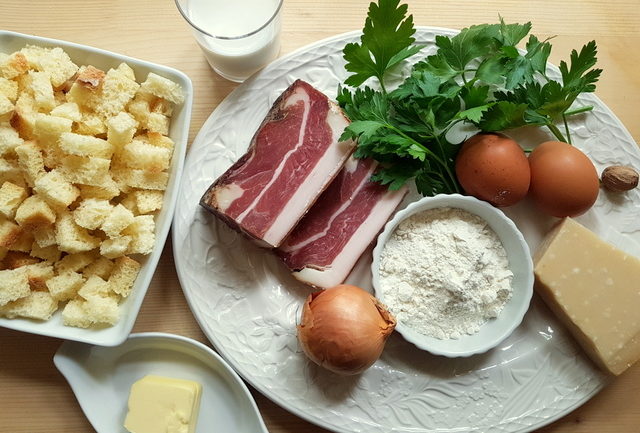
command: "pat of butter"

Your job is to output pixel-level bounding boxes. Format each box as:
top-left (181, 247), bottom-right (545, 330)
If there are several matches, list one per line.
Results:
top-left (534, 218), bottom-right (640, 375)
top-left (124, 375), bottom-right (202, 433)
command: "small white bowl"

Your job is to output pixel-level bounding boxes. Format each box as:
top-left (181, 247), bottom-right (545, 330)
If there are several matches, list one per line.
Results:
top-left (0, 31), bottom-right (193, 346)
top-left (371, 194), bottom-right (534, 357)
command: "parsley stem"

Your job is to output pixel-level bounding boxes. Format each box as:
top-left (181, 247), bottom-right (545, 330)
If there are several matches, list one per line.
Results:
top-left (562, 114), bottom-right (572, 145)
top-left (564, 106), bottom-right (593, 116)
top-left (546, 123), bottom-right (568, 143)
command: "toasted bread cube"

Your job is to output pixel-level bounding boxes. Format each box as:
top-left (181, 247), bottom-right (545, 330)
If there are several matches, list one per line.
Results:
top-left (0, 124), bottom-right (24, 156)
top-left (66, 81), bottom-right (96, 110)
top-left (74, 112), bottom-right (107, 136)
top-left (83, 256), bottom-right (114, 280)
top-left (77, 179), bottom-right (120, 200)
top-left (73, 198), bottom-right (112, 230)
top-left (15, 141), bottom-right (45, 187)
top-left (13, 91), bottom-right (37, 139)
top-left (112, 167), bottom-right (168, 191)
top-left (94, 67), bottom-right (140, 118)
top-left (8, 229), bottom-right (34, 252)
top-left (15, 195), bottom-right (56, 230)
top-left (0, 268), bottom-right (30, 306)
top-left (59, 132), bottom-right (113, 158)
top-left (54, 250), bottom-right (98, 273)
top-left (34, 169), bottom-right (80, 208)
top-left (50, 102), bottom-right (81, 122)
top-left (139, 73), bottom-right (184, 104)
top-left (0, 291), bottom-right (58, 320)
top-left (24, 262), bottom-right (54, 291)
top-left (34, 113), bottom-right (73, 146)
top-left (25, 71), bottom-right (56, 111)
top-left (63, 294), bottom-right (120, 328)
top-left (121, 139), bottom-right (171, 172)
top-left (100, 235), bottom-right (132, 259)
top-left (30, 242), bottom-right (61, 262)
top-left (0, 157), bottom-right (25, 187)
top-left (2, 250), bottom-right (39, 268)
top-left (101, 204), bottom-right (134, 238)
top-left (0, 217), bottom-right (22, 248)
top-left (77, 275), bottom-right (112, 300)
top-left (33, 225), bottom-right (56, 248)
top-left (19, 45), bottom-right (78, 88)
top-left (116, 63), bottom-right (136, 81)
top-left (106, 112), bottom-right (138, 147)
top-left (0, 181), bottom-right (27, 218)
top-left (109, 256), bottom-right (140, 297)
top-left (143, 112), bottom-right (169, 135)
top-left (0, 246), bottom-right (6, 261)
top-left (59, 155), bottom-right (110, 186)
top-left (55, 210), bottom-right (101, 253)
top-left (118, 193), bottom-right (139, 214)
top-left (0, 77), bottom-right (18, 101)
top-left (132, 189), bottom-right (163, 214)
top-left (61, 298), bottom-right (92, 327)
top-left (0, 94), bottom-right (14, 122)
top-left (123, 215), bottom-right (155, 255)
top-left (0, 52), bottom-right (29, 79)
top-left (145, 132), bottom-right (174, 150)
top-left (75, 65), bottom-right (105, 89)
top-left (47, 271), bottom-right (84, 301)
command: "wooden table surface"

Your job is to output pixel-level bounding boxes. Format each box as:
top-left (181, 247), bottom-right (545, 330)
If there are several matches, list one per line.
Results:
top-left (1, 0), bottom-right (639, 432)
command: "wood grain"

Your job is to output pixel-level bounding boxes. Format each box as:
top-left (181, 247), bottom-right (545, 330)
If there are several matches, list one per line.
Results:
top-left (0, 0), bottom-right (639, 432)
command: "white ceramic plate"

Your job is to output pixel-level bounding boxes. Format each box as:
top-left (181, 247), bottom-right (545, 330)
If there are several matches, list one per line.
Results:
top-left (54, 332), bottom-right (268, 433)
top-left (173, 28), bottom-right (640, 432)
top-left (0, 31), bottom-right (192, 346)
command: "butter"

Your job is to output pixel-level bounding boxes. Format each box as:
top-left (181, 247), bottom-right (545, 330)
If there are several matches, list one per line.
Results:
top-left (124, 375), bottom-right (202, 433)
top-left (534, 218), bottom-right (640, 375)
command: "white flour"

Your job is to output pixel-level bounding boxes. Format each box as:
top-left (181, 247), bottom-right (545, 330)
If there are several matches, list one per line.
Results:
top-left (379, 207), bottom-right (513, 339)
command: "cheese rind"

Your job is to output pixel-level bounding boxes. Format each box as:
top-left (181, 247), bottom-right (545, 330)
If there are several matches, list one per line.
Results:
top-left (124, 375), bottom-right (202, 433)
top-left (534, 218), bottom-right (640, 375)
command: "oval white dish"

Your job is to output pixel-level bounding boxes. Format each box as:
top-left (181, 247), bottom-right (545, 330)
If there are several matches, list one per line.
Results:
top-left (53, 332), bottom-right (268, 433)
top-left (172, 27), bottom-right (640, 433)
top-left (0, 31), bottom-right (192, 346)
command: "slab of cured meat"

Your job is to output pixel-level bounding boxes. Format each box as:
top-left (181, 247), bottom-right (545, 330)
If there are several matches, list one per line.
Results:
top-left (200, 80), bottom-right (356, 248)
top-left (277, 156), bottom-right (408, 288)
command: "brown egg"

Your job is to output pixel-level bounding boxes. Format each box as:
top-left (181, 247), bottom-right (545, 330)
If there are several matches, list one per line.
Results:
top-left (528, 141), bottom-right (599, 217)
top-left (455, 133), bottom-right (530, 207)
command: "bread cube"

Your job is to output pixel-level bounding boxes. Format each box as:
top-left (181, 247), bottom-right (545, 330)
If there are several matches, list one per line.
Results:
top-left (50, 102), bottom-right (82, 122)
top-left (0, 268), bottom-right (30, 306)
top-left (0, 246), bottom-right (6, 261)
top-left (60, 155), bottom-right (110, 186)
top-left (82, 256), bottom-right (114, 280)
top-left (0, 124), bottom-right (24, 156)
top-left (116, 63), bottom-right (136, 81)
top-left (0, 291), bottom-right (58, 320)
top-left (77, 275), bottom-right (112, 300)
top-left (0, 157), bottom-right (26, 188)
top-left (61, 298), bottom-right (91, 328)
top-left (59, 132), bottom-right (113, 158)
top-left (0, 77), bottom-right (18, 101)
top-left (0, 217), bottom-right (22, 248)
top-left (139, 72), bottom-right (184, 104)
top-left (24, 262), bottom-right (55, 291)
top-left (0, 94), bottom-right (14, 122)
top-left (13, 92), bottom-right (37, 139)
top-left (54, 250), bottom-right (98, 274)
top-left (26, 71), bottom-right (56, 111)
top-left (30, 242), bottom-right (61, 262)
top-left (33, 225), bottom-right (56, 248)
top-left (55, 210), bottom-right (101, 253)
top-left (75, 65), bottom-right (105, 89)
top-left (34, 169), bottom-right (80, 208)
top-left (145, 132), bottom-right (174, 150)
top-left (132, 190), bottom-right (163, 214)
top-left (19, 45), bottom-right (79, 88)
top-left (106, 112), bottom-right (138, 147)
top-left (77, 179), bottom-right (120, 200)
top-left (94, 67), bottom-right (140, 118)
top-left (47, 271), bottom-right (84, 301)
top-left (74, 112), bottom-right (107, 136)
top-left (34, 113), bottom-right (73, 146)
top-left (8, 229), bottom-right (34, 252)
top-left (101, 204), bottom-right (134, 238)
top-left (73, 198), bottom-right (112, 230)
top-left (0, 181), bottom-right (27, 218)
top-left (123, 215), bottom-right (155, 255)
top-left (109, 256), bottom-right (141, 297)
top-left (112, 167), bottom-right (168, 191)
top-left (121, 139), bottom-right (171, 172)
top-left (0, 52), bottom-right (29, 79)
top-left (15, 141), bottom-right (45, 187)
top-left (100, 235), bottom-right (131, 259)
top-left (66, 81), bottom-right (96, 110)
top-left (62, 294), bottom-right (119, 328)
top-left (15, 195), bottom-right (56, 230)
top-left (2, 250), bottom-right (39, 268)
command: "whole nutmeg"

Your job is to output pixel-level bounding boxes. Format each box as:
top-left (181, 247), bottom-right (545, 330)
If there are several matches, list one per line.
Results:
top-left (601, 165), bottom-right (639, 192)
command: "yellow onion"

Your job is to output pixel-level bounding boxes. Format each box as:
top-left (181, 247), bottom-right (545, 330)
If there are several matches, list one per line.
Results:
top-left (297, 284), bottom-right (396, 375)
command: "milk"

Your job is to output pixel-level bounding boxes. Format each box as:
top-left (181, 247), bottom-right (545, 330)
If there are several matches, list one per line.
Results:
top-left (185, 0), bottom-right (282, 81)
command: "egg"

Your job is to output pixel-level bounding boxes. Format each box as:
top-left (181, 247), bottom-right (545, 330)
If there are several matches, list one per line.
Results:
top-left (455, 133), bottom-right (530, 207)
top-left (528, 140), bottom-right (599, 217)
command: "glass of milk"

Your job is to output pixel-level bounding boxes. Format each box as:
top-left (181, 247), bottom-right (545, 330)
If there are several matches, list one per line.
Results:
top-left (175, 0), bottom-right (283, 82)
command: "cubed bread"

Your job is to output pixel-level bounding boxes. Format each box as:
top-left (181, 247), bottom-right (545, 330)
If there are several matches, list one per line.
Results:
top-left (30, 242), bottom-right (61, 262)
top-left (34, 169), bottom-right (80, 208)
top-left (50, 102), bottom-right (82, 122)
top-left (0, 246), bottom-right (6, 262)
top-left (59, 154), bottom-right (110, 186)
top-left (13, 91), bottom-right (37, 139)
top-left (139, 72), bottom-right (184, 104)
top-left (112, 167), bottom-right (168, 191)
top-left (66, 81), bottom-right (96, 110)
top-left (73, 198), bottom-right (112, 230)
top-left (55, 210), bottom-right (101, 253)
top-left (34, 113), bottom-right (73, 146)
top-left (94, 67), bottom-right (140, 118)
top-left (106, 112), bottom-right (138, 147)
top-left (0, 217), bottom-right (22, 248)
top-left (2, 250), bottom-right (40, 268)
top-left (19, 45), bottom-right (79, 88)
top-left (15, 195), bottom-right (56, 230)
top-left (100, 235), bottom-right (131, 259)
top-left (82, 256), bottom-right (114, 280)
top-left (54, 250), bottom-right (98, 274)
top-left (101, 204), bottom-right (134, 238)
top-left (47, 271), bottom-right (84, 301)
top-left (8, 230), bottom-right (34, 252)
top-left (59, 132), bottom-right (113, 158)
top-left (123, 215), bottom-right (155, 255)
top-left (77, 275), bottom-right (112, 300)
top-left (0, 52), bottom-right (29, 79)
top-left (24, 261), bottom-right (55, 291)
top-left (62, 295), bottom-right (120, 328)
top-left (25, 71), bottom-right (56, 111)
top-left (0, 181), bottom-right (28, 218)
top-left (74, 112), bottom-right (107, 136)
top-left (0, 94), bottom-right (14, 122)
top-left (61, 298), bottom-right (92, 328)
top-left (121, 140), bottom-right (171, 172)
top-left (75, 65), bottom-right (105, 89)
top-left (33, 225), bottom-right (56, 248)
top-left (0, 291), bottom-right (58, 320)
top-left (145, 132), bottom-right (174, 150)
top-left (15, 141), bottom-right (45, 187)
top-left (77, 179), bottom-right (120, 200)
top-left (109, 255), bottom-right (140, 298)
top-left (0, 157), bottom-right (26, 188)
top-left (0, 77), bottom-right (19, 101)
top-left (0, 268), bottom-right (30, 306)
top-left (0, 124), bottom-right (25, 156)
top-left (132, 190), bottom-right (163, 214)
top-left (116, 63), bottom-right (136, 81)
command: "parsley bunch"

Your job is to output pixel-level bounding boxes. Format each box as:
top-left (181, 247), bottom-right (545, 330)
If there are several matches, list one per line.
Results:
top-left (338, 0), bottom-right (602, 196)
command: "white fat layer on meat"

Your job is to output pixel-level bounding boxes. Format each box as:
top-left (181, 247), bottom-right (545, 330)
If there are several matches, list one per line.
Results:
top-left (261, 100), bottom-right (355, 247)
top-left (280, 157), bottom-right (376, 252)
top-left (292, 185), bottom-right (408, 288)
top-left (213, 183), bottom-right (245, 212)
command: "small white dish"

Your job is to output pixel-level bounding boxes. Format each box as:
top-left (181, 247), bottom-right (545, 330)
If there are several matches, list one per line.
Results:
top-left (54, 332), bottom-right (268, 433)
top-left (371, 193), bottom-right (534, 357)
top-left (0, 31), bottom-right (192, 346)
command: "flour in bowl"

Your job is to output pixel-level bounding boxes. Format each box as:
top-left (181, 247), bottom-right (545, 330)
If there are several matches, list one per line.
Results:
top-left (379, 207), bottom-right (513, 339)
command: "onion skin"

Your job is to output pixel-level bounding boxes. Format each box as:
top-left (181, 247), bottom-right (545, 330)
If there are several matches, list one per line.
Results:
top-left (297, 284), bottom-right (396, 375)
